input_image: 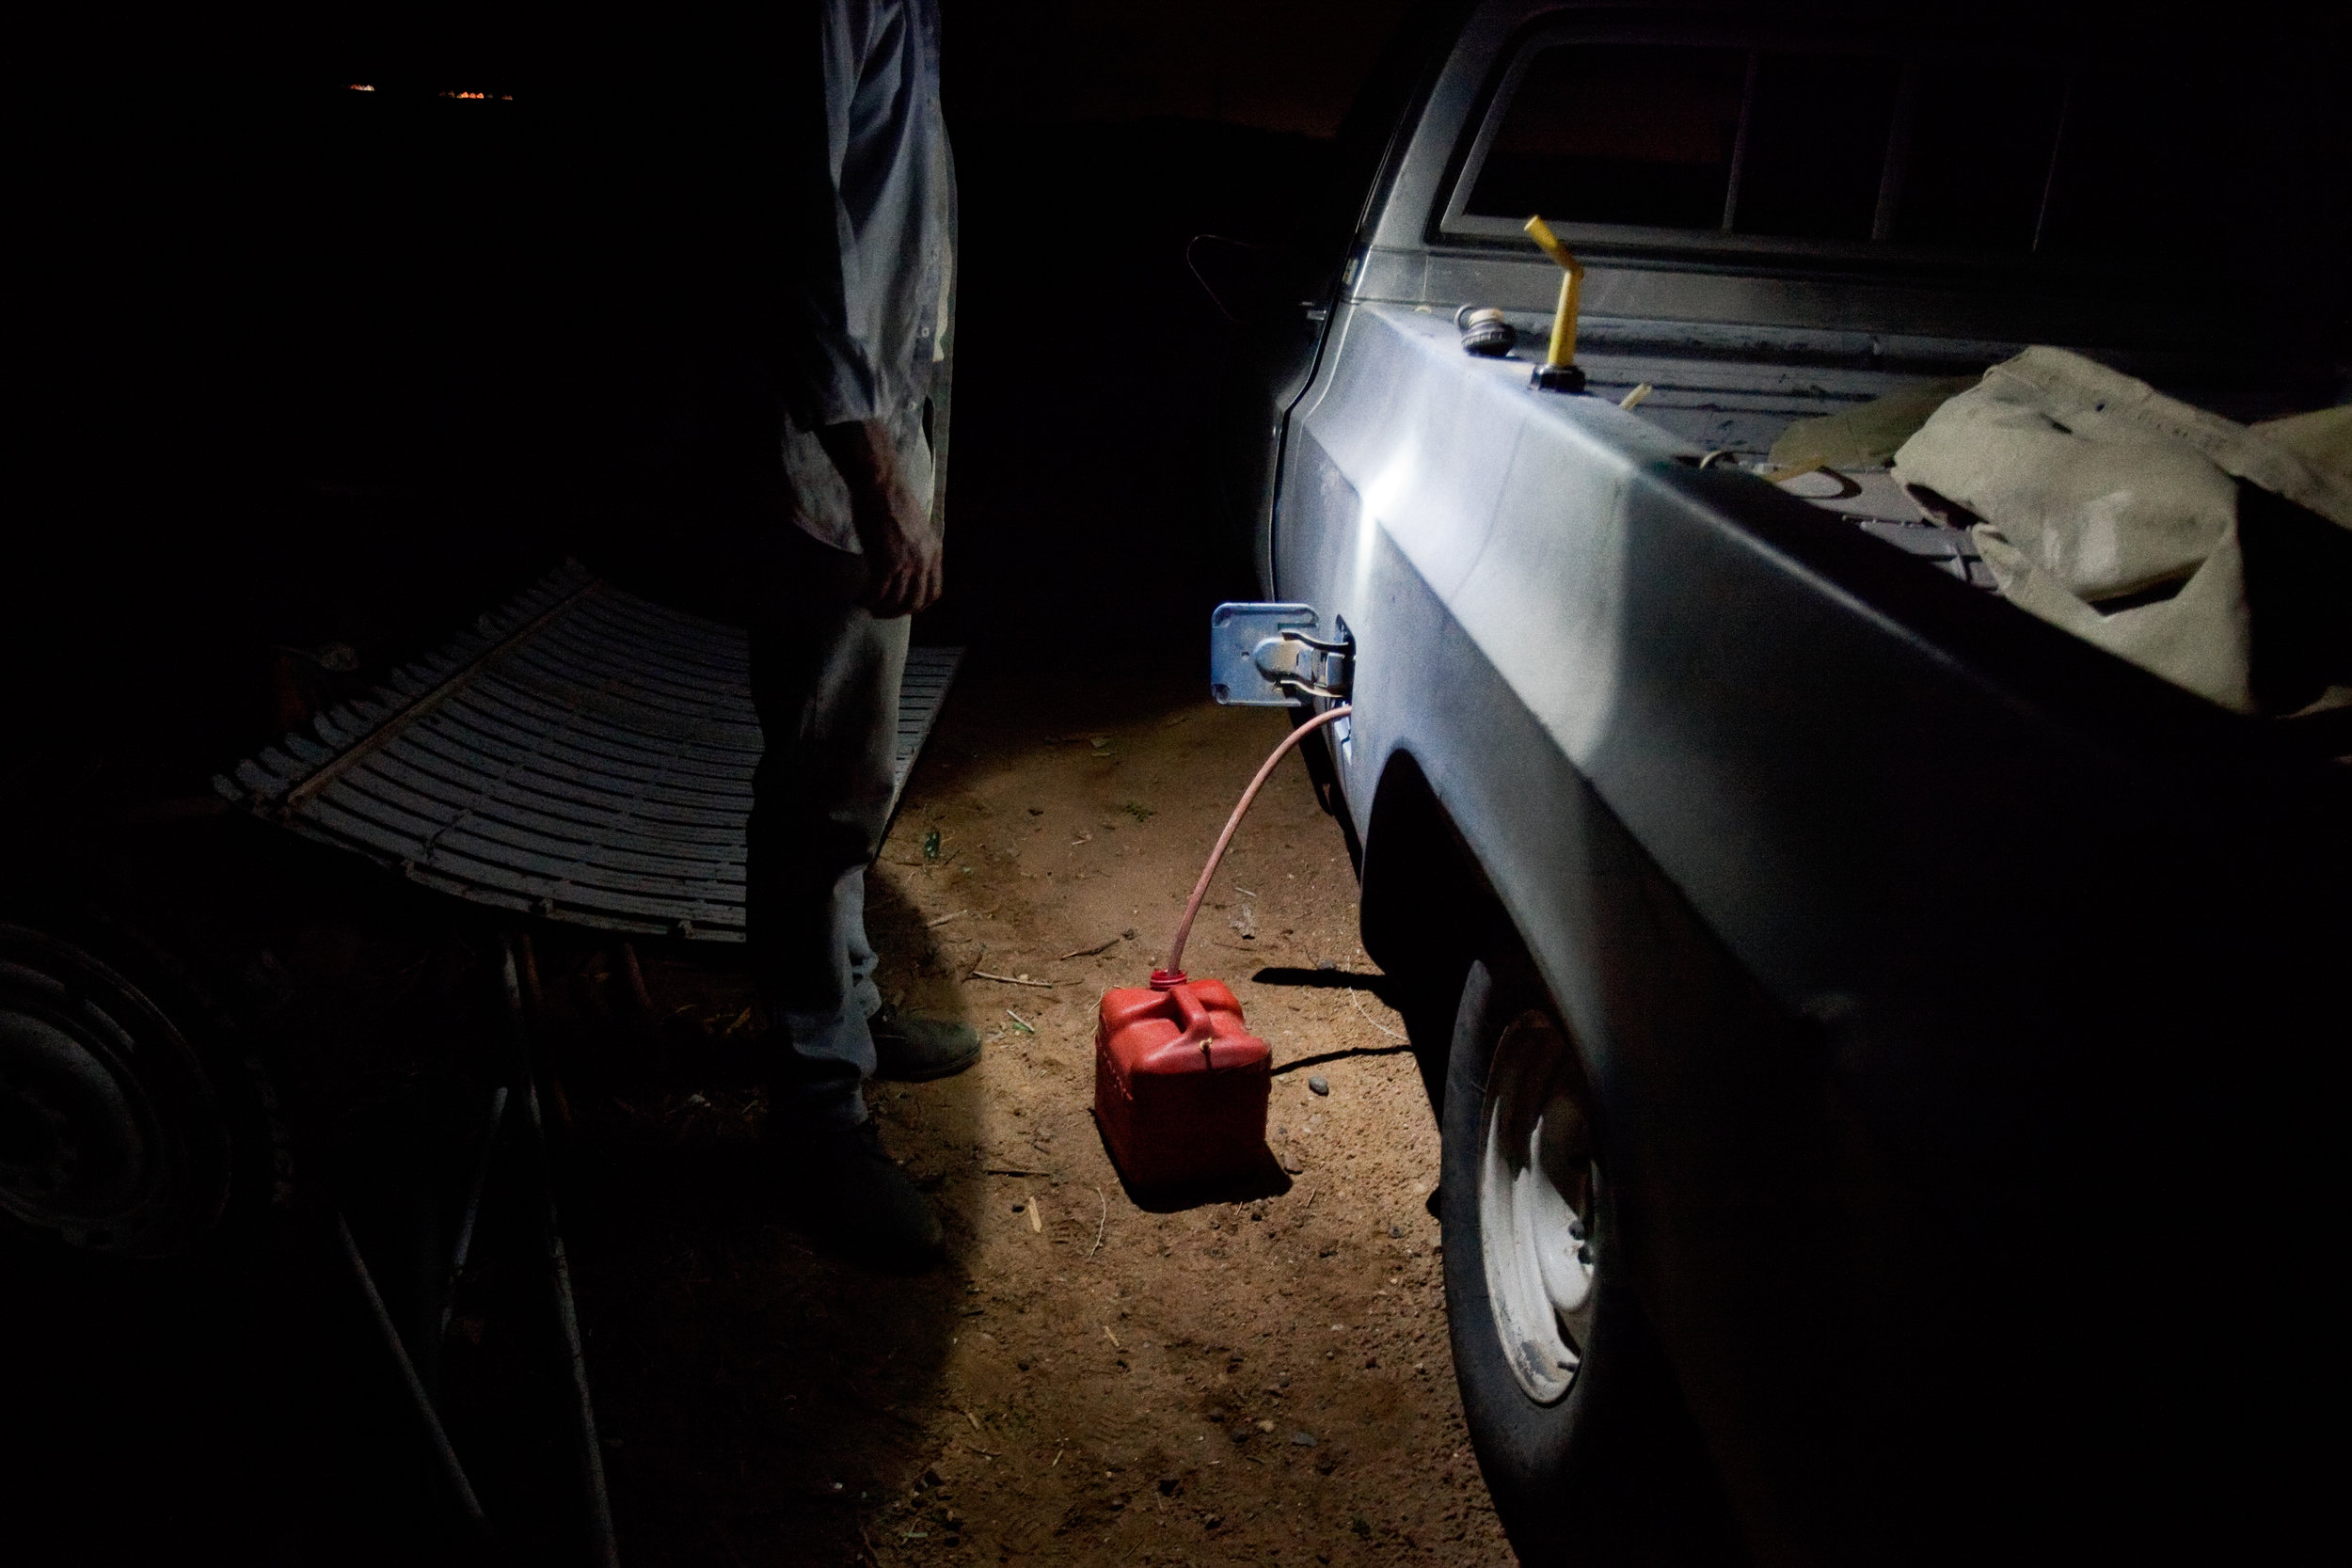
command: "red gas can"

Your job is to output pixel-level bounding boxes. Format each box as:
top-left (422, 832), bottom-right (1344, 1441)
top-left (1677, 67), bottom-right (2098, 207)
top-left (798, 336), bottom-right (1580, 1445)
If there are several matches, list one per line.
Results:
top-left (1093, 974), bottom-right (1272, 1188)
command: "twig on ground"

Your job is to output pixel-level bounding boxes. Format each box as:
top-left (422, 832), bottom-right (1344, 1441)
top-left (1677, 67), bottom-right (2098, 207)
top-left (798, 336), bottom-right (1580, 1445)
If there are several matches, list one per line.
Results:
top-left (963, 945), bottom-right (987, 979)
top-left (1103, 1323), bottom-right (1122, 1350)
top-left (1058, 937), bottom-right (1120, 960)
top-left (926, 910), bottom-right (970, 928)
top-left (1051, 1443), bottom-right (1065, 1467)
top-left (972, 970), bottom-right (1056, 989)
top-left (982, 1165), bottom-right (1055, 1177)
top-left (1352, 989), bottom-right (1406, 1040)
top-left (1089, 1185), bottom-right (1107, 1259)
top-left (1005, 1008), bottom-right (1036, 1034)
top-left (965, 1410), bottom-right (984, 1433)
top-left (1025, 1189), bottom-right (1044, 1233)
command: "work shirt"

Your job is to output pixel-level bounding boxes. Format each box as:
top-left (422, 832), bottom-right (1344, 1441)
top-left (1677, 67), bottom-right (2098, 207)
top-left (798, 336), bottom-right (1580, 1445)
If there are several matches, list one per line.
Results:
top-left (781, 0), bottom-right (955, 554)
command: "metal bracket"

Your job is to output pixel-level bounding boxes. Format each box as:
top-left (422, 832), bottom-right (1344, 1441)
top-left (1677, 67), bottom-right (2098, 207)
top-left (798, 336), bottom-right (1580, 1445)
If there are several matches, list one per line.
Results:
top-left (1252, 629), bottom-right (1352, 699)
top-left (1210, 603), bottom-right (1353, 706)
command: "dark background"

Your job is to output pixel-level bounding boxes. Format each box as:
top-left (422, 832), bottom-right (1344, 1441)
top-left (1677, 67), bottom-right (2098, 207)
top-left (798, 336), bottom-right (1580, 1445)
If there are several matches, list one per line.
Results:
top-left (11, 1), bottom-right (1415, 814)
top-left (8, 8), bottom-right (1416, 1560)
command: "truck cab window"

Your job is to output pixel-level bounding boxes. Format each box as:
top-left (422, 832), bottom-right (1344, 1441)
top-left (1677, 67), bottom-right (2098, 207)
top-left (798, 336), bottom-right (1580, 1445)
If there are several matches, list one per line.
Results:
top-left (1453, 38), bottom-right (2087, 258)
top-left (1733, 52), bottom-right (1902, 242)
top-left (1889, 60), bottom-right (2069, 248)
top-left (1462, 43), bottom-right (1747, 230)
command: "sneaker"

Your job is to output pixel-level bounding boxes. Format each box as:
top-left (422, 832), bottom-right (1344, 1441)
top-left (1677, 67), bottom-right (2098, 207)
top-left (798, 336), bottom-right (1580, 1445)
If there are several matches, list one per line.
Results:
top-left (773, 1117), bottom-right (943, 1271)
top-left (870, 1006), bottom-right (983, 1082)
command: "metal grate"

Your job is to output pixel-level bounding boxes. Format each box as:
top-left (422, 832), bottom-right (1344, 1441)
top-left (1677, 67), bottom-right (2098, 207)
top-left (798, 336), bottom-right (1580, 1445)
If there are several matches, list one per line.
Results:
top-left (215, 561), bottom-right (962, 942)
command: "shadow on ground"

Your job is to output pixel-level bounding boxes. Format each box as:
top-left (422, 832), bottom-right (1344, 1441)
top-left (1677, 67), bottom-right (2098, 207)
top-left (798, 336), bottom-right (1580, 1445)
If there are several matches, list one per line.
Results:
top-left (526, 876), bottom-right (979, 1565)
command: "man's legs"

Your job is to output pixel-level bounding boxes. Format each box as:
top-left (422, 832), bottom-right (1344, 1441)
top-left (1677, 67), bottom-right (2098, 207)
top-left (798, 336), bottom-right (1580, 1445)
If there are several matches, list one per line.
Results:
top-left (747, 532), bottom-right (908, 1132)
top-left (745, 532), bottom-right (951, 1267)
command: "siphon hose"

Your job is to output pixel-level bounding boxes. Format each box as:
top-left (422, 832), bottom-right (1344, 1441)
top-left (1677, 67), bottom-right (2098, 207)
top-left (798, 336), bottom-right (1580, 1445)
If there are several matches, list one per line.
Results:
top-left (1161, 705), bottom-right (1352, 980)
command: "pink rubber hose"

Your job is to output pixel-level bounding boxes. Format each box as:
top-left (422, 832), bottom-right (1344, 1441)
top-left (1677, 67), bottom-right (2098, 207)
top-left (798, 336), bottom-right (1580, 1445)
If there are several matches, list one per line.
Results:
top-left (1158, 705), bottom-right (1353, 983)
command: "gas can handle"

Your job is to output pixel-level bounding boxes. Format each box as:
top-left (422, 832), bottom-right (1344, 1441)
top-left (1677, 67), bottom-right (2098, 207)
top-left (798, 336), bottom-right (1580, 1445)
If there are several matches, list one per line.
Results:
top-left (1153, 983), bottom-right (1222, 1068)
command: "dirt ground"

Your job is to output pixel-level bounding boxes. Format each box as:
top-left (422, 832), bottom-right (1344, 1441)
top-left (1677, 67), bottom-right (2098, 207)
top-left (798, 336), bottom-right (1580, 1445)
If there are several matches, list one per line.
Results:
top-left (554, 665), bottom-right (1514, 1565)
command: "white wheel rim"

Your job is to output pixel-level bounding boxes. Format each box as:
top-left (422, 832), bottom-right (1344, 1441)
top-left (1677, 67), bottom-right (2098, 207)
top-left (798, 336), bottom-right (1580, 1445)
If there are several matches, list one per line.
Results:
top-left (0, 926), bottom-right (228, 1256)
top-left (1477, 1009), bottom-right (1597, 1405)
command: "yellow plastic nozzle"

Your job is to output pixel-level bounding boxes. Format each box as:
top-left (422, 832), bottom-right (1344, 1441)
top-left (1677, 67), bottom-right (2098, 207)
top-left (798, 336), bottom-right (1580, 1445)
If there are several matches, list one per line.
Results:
top-left (1522, 215), bottom-right (1576, 268)
top-left (1522, 215), bottom-right (1584, 370)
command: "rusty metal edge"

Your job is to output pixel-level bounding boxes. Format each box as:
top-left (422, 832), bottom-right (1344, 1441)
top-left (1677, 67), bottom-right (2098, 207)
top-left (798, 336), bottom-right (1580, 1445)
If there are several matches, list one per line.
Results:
top-left (273, 574), bottom-right (607, 816)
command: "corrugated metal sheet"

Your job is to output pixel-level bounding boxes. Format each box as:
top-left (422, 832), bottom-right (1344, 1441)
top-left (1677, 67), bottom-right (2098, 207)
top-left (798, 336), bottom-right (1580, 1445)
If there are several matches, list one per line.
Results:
top-left (216, 561), bottom-right (961, 942)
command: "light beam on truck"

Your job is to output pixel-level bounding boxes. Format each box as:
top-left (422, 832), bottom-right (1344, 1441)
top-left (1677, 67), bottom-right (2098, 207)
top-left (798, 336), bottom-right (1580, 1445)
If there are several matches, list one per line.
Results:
top-left (1355, 447), bottom-right (1422, 600)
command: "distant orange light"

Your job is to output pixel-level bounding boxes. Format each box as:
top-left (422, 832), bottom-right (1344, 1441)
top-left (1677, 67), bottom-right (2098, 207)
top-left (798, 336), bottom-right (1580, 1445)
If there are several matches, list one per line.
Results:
top-left (347, 84), bottom-right (374, 91)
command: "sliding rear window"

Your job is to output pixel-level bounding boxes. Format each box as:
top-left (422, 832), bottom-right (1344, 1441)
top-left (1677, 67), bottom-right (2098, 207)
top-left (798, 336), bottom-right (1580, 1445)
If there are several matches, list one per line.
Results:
top-left (1463, 43), bottom-right (1747, 230)
top-left (1440, 35), bottom-right (2290, 265)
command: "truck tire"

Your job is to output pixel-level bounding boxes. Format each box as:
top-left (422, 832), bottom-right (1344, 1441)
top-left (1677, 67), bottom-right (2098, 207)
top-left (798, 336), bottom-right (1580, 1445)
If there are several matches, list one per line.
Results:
top-left (0, 916), bottom-right (285, 1261)
top-left (1440, 957), bottom-right (1740, 1567)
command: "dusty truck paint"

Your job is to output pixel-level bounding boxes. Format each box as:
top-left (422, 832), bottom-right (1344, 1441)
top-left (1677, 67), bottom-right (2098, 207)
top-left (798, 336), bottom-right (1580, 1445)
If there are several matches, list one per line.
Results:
top-left (1227, 2), bottom-right (2349, 1562)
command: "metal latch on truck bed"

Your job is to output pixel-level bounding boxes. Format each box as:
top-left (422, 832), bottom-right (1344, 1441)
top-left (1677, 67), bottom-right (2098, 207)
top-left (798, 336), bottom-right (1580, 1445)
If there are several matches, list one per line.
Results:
top-left (1209, 603), bottom-right (1353, 706)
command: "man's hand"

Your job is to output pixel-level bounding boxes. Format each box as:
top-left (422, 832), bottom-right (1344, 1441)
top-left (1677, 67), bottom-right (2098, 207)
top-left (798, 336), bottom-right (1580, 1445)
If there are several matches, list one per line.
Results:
top-left (816, 419), bottom-right (943, 619)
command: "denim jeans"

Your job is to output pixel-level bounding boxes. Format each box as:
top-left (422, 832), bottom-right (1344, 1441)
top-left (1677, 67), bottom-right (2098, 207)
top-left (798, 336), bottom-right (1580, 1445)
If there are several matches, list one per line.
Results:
top-left (746, 531), bottom-right (910, 1130)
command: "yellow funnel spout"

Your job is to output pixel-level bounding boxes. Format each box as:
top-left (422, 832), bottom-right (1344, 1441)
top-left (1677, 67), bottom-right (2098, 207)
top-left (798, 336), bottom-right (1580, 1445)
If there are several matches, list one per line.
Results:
top-left (1522, 215), bottom-right (1584, 370)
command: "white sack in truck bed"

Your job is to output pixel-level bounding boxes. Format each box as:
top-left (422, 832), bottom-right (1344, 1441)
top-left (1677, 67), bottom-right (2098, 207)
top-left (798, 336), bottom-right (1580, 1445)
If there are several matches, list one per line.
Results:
top-left (1891, 346), bottom-right (2351, 714)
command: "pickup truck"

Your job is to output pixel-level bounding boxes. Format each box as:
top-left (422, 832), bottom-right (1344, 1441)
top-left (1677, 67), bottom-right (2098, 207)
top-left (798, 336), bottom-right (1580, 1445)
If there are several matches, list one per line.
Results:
top-left (1204, 4), bottom-right (2347, 1562)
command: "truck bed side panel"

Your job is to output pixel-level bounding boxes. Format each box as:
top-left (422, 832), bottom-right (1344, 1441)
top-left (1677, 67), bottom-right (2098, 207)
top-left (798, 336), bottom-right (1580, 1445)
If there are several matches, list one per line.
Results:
top-left (1280, 301), bottom-right (2347, 1557)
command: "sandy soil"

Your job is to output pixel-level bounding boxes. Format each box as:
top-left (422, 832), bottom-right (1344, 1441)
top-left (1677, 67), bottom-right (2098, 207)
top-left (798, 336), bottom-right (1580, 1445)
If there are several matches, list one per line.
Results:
top-left (555, 666), bottom-right (1513, 1565)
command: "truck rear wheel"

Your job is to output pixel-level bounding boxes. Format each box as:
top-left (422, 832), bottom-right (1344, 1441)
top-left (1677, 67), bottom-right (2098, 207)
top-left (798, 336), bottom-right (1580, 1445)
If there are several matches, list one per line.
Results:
top-left (1440, 958), bottom-right (1740, 1566)
top-left (0, 918), bottom-right (279, 1260)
